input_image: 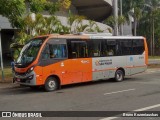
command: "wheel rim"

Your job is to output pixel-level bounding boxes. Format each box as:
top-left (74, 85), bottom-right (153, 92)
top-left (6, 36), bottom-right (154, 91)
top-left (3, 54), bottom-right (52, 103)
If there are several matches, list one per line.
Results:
top-left (117, 72), bottom-right (122, 81)
top-left (48, 80), bottom-right (56, 89)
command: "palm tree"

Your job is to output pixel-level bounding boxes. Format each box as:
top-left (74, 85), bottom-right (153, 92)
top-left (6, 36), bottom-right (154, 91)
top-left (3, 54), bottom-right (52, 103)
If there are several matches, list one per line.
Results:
top-left (104, 15), bottom-right (126, 34)
top-left (122, 0), bottom-right (145, 36)
top-left (144, 0), bottom-right (160, 55)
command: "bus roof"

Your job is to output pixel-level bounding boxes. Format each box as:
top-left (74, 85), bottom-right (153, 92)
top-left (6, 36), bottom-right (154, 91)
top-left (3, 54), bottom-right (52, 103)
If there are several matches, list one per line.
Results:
top-left (36, 34), bottom-right (145, 40)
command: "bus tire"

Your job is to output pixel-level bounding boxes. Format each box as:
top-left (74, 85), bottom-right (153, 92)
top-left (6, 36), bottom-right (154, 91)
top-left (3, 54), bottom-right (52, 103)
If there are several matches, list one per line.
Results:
top-left (115, 70), bottom-right (124, 82)
top-left (44, 77), bottom-right (58, 92)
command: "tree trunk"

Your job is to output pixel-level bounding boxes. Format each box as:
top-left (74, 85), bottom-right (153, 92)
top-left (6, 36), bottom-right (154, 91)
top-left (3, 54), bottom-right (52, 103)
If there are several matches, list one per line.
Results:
top-left (152, 19), bottom-right (155, 56)
top-left (134, 17), bottom-right (137, 36)
top-left (150, 17), bottom-right (153, 56)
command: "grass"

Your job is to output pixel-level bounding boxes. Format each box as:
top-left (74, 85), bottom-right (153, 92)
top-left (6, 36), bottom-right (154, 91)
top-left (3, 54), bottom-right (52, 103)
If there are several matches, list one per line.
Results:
top-left (149, 56), bottom-right (160, 59)
top-left (0, 67), bottom-right (13, 82)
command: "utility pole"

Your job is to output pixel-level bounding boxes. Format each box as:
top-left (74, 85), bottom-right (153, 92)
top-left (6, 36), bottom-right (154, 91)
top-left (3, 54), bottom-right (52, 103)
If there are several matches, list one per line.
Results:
top-left (120, 0), bottom-right (123, 35)
top-left (113, 0), bottom-right (118, 36)
top-left (0, 27), bottom-right (4, 81)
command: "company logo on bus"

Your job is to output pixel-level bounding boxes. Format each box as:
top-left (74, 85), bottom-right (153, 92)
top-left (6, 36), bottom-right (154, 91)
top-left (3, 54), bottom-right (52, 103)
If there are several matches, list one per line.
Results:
top-left (95, 60), bottom-right (112, 66)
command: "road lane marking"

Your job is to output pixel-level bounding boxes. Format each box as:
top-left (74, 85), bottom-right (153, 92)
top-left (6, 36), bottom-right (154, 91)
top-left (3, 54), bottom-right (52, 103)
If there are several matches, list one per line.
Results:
top-left (100, 104), bottom-right (160, 120)
top-left (104, 89), bottom-right (135, 95)
top-left (133, 104), bottom-right (160, 111)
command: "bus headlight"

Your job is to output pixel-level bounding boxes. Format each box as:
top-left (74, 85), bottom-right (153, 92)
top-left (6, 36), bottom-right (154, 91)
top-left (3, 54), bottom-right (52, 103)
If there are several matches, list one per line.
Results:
top-left (27, 66), bottom-right (34, 74)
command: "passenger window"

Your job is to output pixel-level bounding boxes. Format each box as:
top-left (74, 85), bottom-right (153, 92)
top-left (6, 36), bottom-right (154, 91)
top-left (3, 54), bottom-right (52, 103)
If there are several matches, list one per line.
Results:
top-left (70, 41), bottom-right (87, 58)
top-left (106, 40), bottom-right (116, 56)
top-left (88, 40), bottom-right (101, 57)
top-left (132, 39), bottom-right (144, 55)
top-left (101, 40), bottom-right (108, 56)
top-left (49, 44), bottom-right (67, 58)
top-left (119, 39), bottom-right (132, 55)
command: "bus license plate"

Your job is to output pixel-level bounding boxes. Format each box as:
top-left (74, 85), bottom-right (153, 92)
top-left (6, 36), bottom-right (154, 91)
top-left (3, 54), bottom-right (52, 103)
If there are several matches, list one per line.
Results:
top-left (17, 78), bottom-right (20, 82)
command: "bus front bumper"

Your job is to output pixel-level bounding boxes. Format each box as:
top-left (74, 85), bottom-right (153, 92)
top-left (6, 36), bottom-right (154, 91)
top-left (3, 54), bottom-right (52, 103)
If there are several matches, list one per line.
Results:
top-left (13, 71), bottom-right (37, 86)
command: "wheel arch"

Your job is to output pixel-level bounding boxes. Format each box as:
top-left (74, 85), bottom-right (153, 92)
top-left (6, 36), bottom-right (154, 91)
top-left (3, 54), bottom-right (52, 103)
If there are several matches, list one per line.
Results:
top-left (45, 75), bottom-right (61, 89)
top-left (116, 67), bottom-right (125, 76)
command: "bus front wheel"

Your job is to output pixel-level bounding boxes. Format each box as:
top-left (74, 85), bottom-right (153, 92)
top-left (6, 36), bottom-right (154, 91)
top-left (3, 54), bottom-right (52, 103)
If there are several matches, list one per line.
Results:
top-left (44, 77), bottom-right (58, 92)
top-left (115, 70), bottom-right (124, 82)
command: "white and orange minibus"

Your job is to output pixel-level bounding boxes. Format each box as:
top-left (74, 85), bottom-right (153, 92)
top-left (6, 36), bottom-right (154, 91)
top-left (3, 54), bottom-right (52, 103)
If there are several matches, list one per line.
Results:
top-left (14, 33), bottom-right (148, 91)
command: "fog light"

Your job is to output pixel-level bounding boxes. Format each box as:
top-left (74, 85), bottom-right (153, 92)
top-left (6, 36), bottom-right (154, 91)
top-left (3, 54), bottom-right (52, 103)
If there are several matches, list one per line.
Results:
top-left (27, 75), bottom-right (33, 80)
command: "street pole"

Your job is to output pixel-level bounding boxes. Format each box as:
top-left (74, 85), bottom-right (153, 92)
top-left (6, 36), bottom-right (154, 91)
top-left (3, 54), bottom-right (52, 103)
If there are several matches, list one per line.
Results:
top-left (113, 0), bottom-right (118, 36)
top-left (0, 27), bottom-right (4, 81)
top-left (120, 0), bottom-right (123, 35)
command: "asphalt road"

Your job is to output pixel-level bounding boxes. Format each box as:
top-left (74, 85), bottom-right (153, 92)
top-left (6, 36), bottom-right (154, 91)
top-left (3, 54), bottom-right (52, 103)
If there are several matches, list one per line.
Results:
top-left (0, 68), bottom-right (160, 120)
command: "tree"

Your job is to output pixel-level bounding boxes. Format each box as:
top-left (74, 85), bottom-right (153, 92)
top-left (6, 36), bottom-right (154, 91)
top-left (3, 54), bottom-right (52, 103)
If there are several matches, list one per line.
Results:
top-left (0, 0), bottom-right (26, 27)
top-left (122, 0), bottom-right (145, 36)
top-left (13, 0), bottom-right (71, 44)
top-left (0, 0), bottom-right (71, 60)
top-left (28, 0), bottom-right (47, 13)
top-left (143, 0), bottom-right (160, 55)
top-left (104, 15), bottom-right (126, 33)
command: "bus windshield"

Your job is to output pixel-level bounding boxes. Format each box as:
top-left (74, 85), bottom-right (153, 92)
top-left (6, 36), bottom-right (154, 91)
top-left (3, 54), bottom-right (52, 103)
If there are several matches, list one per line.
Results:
top-left (16, 37), bottom-right (46, 67)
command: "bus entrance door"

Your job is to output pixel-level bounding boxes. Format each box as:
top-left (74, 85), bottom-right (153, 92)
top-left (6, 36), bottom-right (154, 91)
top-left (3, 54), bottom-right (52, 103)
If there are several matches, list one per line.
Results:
top-left (62, 59), bottom-right (83, 84)
top-left (62, 40), bottom-right (91, 84)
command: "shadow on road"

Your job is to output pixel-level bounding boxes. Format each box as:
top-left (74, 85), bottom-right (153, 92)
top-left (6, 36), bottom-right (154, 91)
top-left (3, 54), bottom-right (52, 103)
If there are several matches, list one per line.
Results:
top-left (0, 85), bottom-right (45, 95)
top-left (0, 77), bottom-right (138, 95)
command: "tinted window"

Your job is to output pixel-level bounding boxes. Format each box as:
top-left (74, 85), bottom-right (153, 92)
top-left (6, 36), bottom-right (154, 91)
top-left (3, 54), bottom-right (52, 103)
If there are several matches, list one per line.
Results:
top-left (106, 40), bottom-right (116, 56)
top-left (67, 38), bottom-right (145, 58)
top-left (88, 39), bottom-right (101, 57)
top-left (101, 40), bottom-right (108, 56)
top-left (119, 39), bottom-right (132, 55)
top-left (67, 40), bottom-right (87, 58)
top-left (132, 39), bottom-right (144, 55)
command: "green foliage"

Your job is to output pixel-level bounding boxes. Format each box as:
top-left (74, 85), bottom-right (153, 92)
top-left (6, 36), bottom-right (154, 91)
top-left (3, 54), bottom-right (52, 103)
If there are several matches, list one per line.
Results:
top-left (122, 0), bottom-right (144, 19)
top-left (104, 15), bottom-right (126, 29)
top-left (45, 1), bottom-right (61, 15)
top-left (122, 0), bottom-right (160, 54)
top-left (85, 20), bottom-right (96, 32)
top-left (29, 0), bottom-right (47, 13)
top-left (0, 0), bottom-right (102, 48)
top-left (122, 0), bottom-right (145, 35)
top-left (0, 0), bottom-right (26, 28)
top-left (60, 0), bottom-right (71, 9)
top-left (104, 16), bottom-right (115, 28)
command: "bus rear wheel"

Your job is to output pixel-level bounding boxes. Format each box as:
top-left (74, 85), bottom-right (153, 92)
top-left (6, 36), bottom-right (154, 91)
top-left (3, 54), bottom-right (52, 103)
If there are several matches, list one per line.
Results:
top-left (115, 70), bottom-right (124, 82)
top-left (44, 77), bottom-right (58, 92)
